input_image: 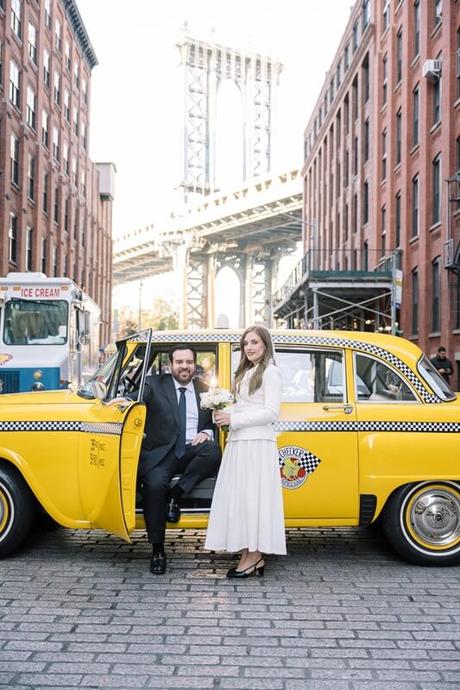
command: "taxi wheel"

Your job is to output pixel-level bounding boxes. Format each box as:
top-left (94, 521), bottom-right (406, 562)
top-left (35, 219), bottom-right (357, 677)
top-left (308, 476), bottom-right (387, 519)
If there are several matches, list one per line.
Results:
top-left (0, 464), bottom-right (35, 558)
top-left (382, 482), bottom-right (460, 566)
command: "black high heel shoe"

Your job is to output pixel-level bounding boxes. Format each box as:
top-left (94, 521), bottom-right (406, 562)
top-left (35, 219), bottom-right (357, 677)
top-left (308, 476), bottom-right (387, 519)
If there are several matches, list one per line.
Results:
top-left (226, 558), bottom-right (265, 579)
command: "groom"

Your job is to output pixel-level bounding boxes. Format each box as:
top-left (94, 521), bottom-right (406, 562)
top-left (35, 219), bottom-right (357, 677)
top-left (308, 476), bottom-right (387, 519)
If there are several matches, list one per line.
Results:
top-left (136, 345), bottom-right (221, 575)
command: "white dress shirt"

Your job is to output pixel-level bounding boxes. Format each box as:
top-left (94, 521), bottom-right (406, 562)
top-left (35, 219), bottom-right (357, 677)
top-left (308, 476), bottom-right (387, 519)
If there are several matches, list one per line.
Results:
top-left (173, 379), bottom-right (212, 443)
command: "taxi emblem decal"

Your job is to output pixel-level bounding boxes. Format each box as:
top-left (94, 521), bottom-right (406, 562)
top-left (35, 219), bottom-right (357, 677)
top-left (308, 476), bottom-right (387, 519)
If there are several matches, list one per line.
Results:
top-left (278, 445), bottom-right (321, 490)
top-left (0, 354), bottom-right (12, 366)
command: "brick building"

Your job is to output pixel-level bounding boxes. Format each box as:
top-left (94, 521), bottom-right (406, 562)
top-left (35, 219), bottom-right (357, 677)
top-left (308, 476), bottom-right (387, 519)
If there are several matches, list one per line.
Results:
top-left (0, 0), bottom-right (114, 345)
top-left (274, 0), bottom-right (460, 389)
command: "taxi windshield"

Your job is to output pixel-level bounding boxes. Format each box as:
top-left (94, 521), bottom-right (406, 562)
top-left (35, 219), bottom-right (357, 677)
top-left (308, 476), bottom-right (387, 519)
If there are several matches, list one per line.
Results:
top-left (3, 298), bottom-right (68, 345)
top-left (417, 355), bottom-right (456, 401)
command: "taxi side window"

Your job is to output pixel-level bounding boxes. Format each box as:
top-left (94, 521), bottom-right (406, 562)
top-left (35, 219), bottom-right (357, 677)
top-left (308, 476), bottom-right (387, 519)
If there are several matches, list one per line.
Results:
top-left (152, 349), bottom-right (217, 385)
top-left (354, 353), bottom-right (417, 402)
top-left (276, 350), bottom-right (345, 403)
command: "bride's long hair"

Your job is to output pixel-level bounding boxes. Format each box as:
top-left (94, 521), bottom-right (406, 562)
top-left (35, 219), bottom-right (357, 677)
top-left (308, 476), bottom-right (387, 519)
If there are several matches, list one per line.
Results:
top-left (234, 325), bottom-right (276, 395)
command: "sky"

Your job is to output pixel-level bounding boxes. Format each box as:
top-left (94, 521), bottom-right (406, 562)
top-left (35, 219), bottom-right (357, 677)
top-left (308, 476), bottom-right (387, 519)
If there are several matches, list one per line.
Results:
top-left (76, 0), bottom-right (354, 323)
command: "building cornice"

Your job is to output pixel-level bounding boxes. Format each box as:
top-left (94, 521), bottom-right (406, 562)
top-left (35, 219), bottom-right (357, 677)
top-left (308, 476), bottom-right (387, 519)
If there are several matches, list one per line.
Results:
top-left (60, 0), bottom-right (98, 70)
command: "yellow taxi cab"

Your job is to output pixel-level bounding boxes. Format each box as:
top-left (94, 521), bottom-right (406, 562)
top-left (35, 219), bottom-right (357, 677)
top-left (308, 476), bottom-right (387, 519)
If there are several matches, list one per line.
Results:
top-left (0, 328), bottom-right (459, 566)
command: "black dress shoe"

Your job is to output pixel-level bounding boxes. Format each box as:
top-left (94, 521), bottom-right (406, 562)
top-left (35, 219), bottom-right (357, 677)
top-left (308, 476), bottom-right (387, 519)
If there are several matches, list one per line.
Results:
top-left (166, 498), bottom-right (181, 523)
top-left (150, 552), bottom-right (166, 575)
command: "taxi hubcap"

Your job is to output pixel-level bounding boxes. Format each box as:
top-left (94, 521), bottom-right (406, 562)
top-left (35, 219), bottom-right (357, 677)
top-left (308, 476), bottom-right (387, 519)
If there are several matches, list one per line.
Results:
top-left (409, 486), bottom-right (460, 547)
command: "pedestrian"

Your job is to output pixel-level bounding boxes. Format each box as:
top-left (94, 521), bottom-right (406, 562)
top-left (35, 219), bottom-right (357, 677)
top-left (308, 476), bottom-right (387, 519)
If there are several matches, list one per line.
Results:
top-left (205, 325), bottom-right (286, 578)
top-left (430, 346), bottom-right (453, 385)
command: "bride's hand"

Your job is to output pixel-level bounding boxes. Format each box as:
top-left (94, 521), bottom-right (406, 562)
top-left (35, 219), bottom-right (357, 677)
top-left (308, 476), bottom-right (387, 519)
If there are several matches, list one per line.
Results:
top-left (214, 410), bottom-right (231, 427)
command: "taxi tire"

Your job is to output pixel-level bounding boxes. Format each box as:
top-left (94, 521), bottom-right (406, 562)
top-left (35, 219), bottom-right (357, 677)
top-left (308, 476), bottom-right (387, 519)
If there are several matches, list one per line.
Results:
top-left (382, 481), bottom-right (460, 566)
top-left (0, 464), bottom-right (35, 558)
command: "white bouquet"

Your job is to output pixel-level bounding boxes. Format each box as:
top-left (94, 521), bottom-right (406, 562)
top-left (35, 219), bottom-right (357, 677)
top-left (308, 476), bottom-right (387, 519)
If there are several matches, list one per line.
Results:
top-left (200, 387), bottom-right (234, 432)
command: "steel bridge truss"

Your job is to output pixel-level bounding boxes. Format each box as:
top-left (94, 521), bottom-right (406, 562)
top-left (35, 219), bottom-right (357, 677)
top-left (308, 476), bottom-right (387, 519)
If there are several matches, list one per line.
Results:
top-left (178, 33), bottom-right (282, 198)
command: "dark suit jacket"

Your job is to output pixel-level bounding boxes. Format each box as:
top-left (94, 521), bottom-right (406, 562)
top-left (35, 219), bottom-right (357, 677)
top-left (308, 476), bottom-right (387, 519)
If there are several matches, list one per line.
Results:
top-left (137, 374), bottom-right (214, 474)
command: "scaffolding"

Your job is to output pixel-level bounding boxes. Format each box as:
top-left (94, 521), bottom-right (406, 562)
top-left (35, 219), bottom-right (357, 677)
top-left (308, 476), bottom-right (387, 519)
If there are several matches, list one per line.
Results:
top-left (273, 249), bottom-right (400, 333)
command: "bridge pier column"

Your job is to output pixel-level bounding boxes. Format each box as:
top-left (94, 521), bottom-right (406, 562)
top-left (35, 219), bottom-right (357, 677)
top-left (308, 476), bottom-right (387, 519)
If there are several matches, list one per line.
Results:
top-left (171, 241), bottom-right (190, 330)
top-left (237, 254), bottom-right (280, 328)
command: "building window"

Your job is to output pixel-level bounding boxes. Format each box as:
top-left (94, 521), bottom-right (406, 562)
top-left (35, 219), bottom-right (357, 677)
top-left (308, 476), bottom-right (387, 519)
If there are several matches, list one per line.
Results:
top-left (28, 22), bottom-right (37, 64)
top-left (65, 39), bottom-right (71, 71)
top-left (0, 40), bottom-right (3, 88)
top-left (382, 55), bottom-right (387, 105)
top-left (72, 157), bottom-right (77, 186)
top-left (414, 1), bottom-right (420, 57)
top-left (43, 172), bottom-right (49, 214)
top-left (363, 240), bottom-right (369, 271)
top-left (44, 0), bottom-right (51, 29)
top-left (353, 136), bottom-right (358, 176)
top-left (344, 94), bottom-right (349, 134)
top-left (64, 89), bottom-right (70, 121)
top-left (9, 214), bottom-right (18, 264)
top-left (432, 258), bottom-right (440, 332)
top-left (25, 226), bottom-right (33, 271)
top-left (396, 29), bottom-right (403, 83)
top-left (64, 197), bottom-right (70, 232)
top-left (52, 126), bottom-right (60, 161)
top-left (432, 155), bottom-right (441, 225)
top-left (412, 175), bottom-right (419, 237)
top-left (457, 29), bottom-right (460, 100)
top-left (381, 205), bottom-right (386, 256)
top-left (353, 193), bottom-right (358, 234)
top-left (411, 269), bottom-right (418, 335)
top-left (11, 0), bottom-right (21, 39)
top-left (41, 237), bottom-right (47, 273)
top-left (42, 109), bottom-right (49, 148)
top-left (362, 0), bottom-right (370, 31)
top-left (82, 78), bottom-right (88, 104)
top-left (63, 141), bottom-right (69, 175)
top-left (363, 181), bottom-right (369, 224)
top-left (395, 192), bottom-right (401, 247)
top-left (55, 18), bottom-right (61, 52)
top-left (9, 60), bottom-right (20, 108)
top-left (381, 129), bottom-right (387, 180)
top-left (396, 109), bottom-right (402, 165)
top-left (363, 118), bottom-right (369, 161)
top-left (10, 133), bottom-right (19, 186)
top-left (80, 170), bottom-right (86, 198)
top-left (344, 203), bottom-right (349, 241)
top-left (54, 186), bottom-right (59, 223)
top-left (412, 85), bottom-right (420, 146)
top-left (352, 20), bottom-right (359, 53)
top-left (43, 49), bottom-right (50, 88)
top-left (344, 149), bottom-right (349, 187)
top-left (433, 67), bottom-right (441, 125)
top-left (26, 86), bottom-right (36, 129)
top-left (74, 60), bottom-right (79, 88)
top-left (383, 0), bottom-right (390, 32)
top-left (54, 71), bottom-right (61, 105)
top-left (362, 54), bottom-right (369, 102)
top-left (352, 77), bottom-right (358, 121)
top-left (73, 106), bottom-right (78, 135)
top-left (27, 154), bottom-right (35, 200)
top-left (81, 123), bottom-right (87, 151)
top-left (52, 244), bottom-right (57, 277)
top-left (434, 0), bottom-right (442, 28)
top-left (344, 43), bottom-right (349, 71)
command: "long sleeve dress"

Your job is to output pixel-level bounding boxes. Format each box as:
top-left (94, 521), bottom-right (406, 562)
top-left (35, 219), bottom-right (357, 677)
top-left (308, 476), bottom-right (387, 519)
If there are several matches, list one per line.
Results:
top-left (204, 363), bottom-right (286, 555)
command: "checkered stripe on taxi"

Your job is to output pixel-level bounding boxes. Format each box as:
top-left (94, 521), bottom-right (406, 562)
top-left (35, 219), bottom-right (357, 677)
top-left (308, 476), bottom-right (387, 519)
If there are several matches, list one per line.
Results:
top-left (0, 421), bottom-right (123, 435)
top-left (274, 421), bottom-right (460, 433)
top-left (140, 332), bottom-right (441, 404)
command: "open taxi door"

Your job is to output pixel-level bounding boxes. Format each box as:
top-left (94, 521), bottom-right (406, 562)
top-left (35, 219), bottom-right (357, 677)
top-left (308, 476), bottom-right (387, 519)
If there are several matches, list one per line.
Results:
top-left (77, 330), bottom-right (152, 540)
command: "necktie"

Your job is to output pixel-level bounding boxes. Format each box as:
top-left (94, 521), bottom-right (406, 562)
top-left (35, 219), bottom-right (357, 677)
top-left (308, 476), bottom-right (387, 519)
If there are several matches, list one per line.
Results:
top-left (175, 386), bottom-right (187, 458)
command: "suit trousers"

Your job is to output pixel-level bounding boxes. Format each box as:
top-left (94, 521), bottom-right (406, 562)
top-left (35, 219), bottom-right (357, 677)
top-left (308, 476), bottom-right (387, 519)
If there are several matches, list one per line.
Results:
top-left (139, 440), bottom-right (221, 544)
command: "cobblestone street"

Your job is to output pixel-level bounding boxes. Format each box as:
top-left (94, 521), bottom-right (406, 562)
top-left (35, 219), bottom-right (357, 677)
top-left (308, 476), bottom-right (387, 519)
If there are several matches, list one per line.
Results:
top-left (0, 523), bottom-right (459, 689)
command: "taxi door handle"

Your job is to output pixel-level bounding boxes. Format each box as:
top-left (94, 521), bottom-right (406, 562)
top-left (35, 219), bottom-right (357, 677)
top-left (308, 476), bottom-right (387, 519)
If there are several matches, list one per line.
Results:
top-left (322, 403), bottom-right (354, 414)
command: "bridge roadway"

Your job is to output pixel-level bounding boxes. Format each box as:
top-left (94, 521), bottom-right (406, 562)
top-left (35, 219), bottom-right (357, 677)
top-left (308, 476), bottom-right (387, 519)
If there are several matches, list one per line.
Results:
top-left (112, 169), bottom-right (303, 287)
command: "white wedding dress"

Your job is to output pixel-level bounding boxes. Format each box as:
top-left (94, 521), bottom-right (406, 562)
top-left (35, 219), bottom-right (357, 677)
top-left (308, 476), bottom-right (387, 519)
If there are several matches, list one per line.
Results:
top-left (204, 364), bottom-right (286, 555)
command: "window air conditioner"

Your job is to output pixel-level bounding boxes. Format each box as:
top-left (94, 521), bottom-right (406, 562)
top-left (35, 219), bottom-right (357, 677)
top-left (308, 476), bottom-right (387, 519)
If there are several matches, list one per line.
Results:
top-left (422, 59), bottom-right (441, 80)
top-left (444, 239), bottom-right (455, 269)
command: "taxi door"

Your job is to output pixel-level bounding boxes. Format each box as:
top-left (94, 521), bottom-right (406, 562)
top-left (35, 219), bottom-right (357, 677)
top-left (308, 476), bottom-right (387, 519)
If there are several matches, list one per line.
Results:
top-left (77, 330), bottom-right (151, 540)
top-left (275, 347), bottom-right (359, 523)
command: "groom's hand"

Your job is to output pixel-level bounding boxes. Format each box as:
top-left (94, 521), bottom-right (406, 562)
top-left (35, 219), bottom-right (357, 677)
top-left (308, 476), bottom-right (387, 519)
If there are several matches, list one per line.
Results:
top-left (191, 431), bottom-right (211, 446)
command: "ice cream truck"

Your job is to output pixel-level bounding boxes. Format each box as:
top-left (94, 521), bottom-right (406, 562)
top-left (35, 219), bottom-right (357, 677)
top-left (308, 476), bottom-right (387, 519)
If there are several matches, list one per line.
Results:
top-left (0, 273), bottom-right (101, 393)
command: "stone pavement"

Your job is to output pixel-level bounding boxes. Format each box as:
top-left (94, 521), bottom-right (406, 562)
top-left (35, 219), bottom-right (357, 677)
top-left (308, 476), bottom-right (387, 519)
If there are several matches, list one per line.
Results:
top-left (0, 522), bottom-right (459, 690)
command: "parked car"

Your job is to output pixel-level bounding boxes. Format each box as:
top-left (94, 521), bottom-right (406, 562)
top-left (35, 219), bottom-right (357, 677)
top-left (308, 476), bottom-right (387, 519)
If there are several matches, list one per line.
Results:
top-left (0, 328), bottom-right (459, 565)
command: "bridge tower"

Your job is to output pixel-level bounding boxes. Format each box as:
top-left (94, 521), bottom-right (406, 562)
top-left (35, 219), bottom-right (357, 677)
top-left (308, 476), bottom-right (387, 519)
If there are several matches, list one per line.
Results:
top-left (176, 32), bottom-right (284, 329)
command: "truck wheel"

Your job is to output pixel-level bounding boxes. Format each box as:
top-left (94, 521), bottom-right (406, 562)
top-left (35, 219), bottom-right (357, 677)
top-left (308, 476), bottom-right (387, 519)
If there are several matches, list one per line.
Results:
top-left (382, 482), bottom-right (460, 566)
top-left (0, 464), bottom-right (35, 557)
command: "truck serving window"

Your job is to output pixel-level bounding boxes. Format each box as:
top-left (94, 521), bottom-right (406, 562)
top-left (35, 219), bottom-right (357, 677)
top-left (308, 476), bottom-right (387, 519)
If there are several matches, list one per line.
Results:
top-left (4, 298), bottom-right (68, 345)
